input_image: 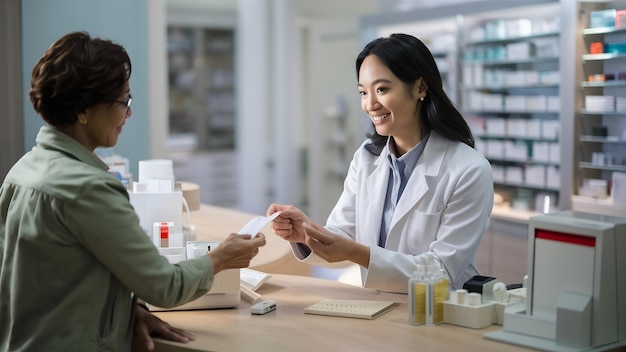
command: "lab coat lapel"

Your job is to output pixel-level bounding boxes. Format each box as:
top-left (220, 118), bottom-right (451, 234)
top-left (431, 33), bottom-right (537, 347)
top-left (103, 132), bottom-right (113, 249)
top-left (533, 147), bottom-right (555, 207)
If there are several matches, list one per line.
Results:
top-left (363, 150), bottom-right (389, 248)
top-left (386, 133), bottom-right (447, 247)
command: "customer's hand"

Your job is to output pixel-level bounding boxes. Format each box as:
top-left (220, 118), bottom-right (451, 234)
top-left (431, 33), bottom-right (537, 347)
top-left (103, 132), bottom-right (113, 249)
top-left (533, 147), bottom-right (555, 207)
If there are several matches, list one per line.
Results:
top-left (208, 233), bottom-right (266, 274)
top-left (132, 304), bottom-right (195, 351)
top-left (267, 203), bottom-right (312, 243)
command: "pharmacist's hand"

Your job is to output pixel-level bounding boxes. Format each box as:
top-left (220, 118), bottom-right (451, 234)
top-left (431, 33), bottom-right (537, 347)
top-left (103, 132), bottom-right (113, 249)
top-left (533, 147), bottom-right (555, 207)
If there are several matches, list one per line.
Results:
top-left (208, 233), bottom-right (266, 274)
top-left (304, 223), bottom-right (370, 267)
top-left (267, 203), bottom-right (312, 243)
top-left (133, 304), bottom-right (195, 351)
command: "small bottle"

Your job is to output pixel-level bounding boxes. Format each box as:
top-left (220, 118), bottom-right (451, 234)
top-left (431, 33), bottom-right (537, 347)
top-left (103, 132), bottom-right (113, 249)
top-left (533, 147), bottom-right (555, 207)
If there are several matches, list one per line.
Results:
top-left (408, 265), bottom-right (426, 325)
top-left (425, 268), bottom-right (451, 326)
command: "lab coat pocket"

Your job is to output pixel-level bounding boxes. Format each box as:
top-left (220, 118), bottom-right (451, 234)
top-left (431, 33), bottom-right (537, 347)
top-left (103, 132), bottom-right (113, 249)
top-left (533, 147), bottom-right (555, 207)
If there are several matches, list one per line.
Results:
top-left (404, 210), bottom-right (442, 253)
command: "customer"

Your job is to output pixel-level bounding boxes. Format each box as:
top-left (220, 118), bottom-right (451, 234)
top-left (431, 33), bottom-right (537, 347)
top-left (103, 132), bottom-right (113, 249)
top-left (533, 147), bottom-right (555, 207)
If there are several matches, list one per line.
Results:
top-left (268, 33), bottom-right (493, 293)
top-left (0, 31), bottom-right (266, 352)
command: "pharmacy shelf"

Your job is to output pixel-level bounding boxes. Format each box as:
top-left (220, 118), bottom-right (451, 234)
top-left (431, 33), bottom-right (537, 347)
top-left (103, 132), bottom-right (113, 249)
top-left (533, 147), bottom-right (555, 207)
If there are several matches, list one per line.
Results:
top-left (490, 159), bottom-right (560, 167)
top-left (582, 26), bottom-right (626, 35)
top-left (580, 110), bottom-right (626, 116)
top-left (463, 110), bottom-right (558, 115)
top-left (477, 135), bottom-right (558, 143)
top-left (572, 195), bottom-right (626, 217)
top-left (579, 162), bottom-right (626, 172)
top-left (494, 181), bottom-right (559, 193)
top-left (463, 84), bottom-right (559, 91)
top-left (581, 80), bottom-right (626, 88)
top-left (465, 31), bottom-right (559, 46)
top-left (490, 204), bottom-right (540, 224)
top-left (581, 53), bottom-right (626, 61)
top-left (580, 136), bottom-right (626, 143)
top-left (463, 56), bottom-right (559, 66)
top-left (576, 3), bottom-right (626, 218)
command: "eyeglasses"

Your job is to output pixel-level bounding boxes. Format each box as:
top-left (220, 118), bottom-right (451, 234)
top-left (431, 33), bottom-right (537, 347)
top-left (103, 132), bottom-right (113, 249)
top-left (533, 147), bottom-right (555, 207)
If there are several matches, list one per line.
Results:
top-left (116, 94), bottom-right (132, 110)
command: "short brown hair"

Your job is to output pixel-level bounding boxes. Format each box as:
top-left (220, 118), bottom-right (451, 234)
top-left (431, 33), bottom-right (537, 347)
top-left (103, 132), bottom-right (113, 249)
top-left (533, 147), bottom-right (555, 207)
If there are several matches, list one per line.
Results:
top-left (29, 31), bottom-right (132, 127)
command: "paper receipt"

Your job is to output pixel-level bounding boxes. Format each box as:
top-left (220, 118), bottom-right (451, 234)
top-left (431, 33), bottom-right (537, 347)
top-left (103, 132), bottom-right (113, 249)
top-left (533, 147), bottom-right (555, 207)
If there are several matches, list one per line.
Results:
top-left (237, 212), bottom-right (280, 236)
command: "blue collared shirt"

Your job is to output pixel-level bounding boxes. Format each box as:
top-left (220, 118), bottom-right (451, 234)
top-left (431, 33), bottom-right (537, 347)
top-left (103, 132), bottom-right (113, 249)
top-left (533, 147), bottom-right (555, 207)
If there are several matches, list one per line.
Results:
top-left (379, 133), bottom-right (430, 247)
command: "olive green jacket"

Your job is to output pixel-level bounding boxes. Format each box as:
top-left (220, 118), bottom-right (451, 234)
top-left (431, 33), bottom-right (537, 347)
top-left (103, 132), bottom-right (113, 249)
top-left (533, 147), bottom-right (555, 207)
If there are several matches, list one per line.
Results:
top-left (0, 126), bottom-right (214, 351)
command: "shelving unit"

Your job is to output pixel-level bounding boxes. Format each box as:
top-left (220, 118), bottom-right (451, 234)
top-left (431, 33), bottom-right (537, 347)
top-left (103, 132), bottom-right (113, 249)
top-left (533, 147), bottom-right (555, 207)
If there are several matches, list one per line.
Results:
top-left (461, 5), bottom-right (561, 214)
top-left (166, 19), bottom-right (238, 208)
top-left (167, 26), bottom-right (235, 151)
top-left (573, 1), bottom-right (626, 215)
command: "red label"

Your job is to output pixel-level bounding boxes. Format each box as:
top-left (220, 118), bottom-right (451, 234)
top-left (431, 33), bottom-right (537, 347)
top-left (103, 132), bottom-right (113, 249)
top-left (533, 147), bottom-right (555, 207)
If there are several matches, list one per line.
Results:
top-left (160, 223), bottom-right (169, 239)
top-left (536, 229), bottom-right (595, 247)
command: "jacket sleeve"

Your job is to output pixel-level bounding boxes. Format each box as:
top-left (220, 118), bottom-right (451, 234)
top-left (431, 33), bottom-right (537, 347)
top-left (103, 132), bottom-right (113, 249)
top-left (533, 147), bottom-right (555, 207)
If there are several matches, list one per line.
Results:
top-left (289, 145), bottom-right (363, 265)
top-left (66, 176), bottom-right (214, 308)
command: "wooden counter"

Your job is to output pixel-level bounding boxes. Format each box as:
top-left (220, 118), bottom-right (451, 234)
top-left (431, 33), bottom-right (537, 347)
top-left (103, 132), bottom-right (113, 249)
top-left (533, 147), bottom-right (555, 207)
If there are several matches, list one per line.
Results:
top-left (151, 274), bottom-right (533, 352)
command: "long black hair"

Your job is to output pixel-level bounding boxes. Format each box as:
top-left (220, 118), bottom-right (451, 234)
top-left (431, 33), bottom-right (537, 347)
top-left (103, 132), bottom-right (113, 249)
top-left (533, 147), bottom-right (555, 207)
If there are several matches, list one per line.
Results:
top-left (356, 33), bottom-right (474, 155)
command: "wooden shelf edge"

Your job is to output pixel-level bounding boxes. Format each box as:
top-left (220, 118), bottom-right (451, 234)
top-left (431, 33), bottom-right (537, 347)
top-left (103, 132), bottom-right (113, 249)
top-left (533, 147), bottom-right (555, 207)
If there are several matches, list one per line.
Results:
top-left (571, 195), bottom-right (626, 217)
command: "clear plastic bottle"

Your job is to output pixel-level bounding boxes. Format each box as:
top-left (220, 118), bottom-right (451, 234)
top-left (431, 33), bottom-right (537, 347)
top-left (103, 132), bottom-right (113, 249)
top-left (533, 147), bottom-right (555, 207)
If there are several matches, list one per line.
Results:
top-left (408, 265), bottom-right (426, 325)
top-left (426, 268), bottom-right (451, 326)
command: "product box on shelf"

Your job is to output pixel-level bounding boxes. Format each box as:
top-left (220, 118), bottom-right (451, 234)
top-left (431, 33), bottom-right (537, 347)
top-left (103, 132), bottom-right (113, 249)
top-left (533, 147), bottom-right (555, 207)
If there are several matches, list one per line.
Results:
top-left (590, 9), bottom-right (616, 28)
top-left (616, 9), bottom-right (626, 29)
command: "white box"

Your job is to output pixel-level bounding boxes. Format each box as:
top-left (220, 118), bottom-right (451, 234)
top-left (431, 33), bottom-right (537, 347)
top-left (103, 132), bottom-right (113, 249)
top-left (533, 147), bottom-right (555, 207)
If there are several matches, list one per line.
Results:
top-left (486, 118), bottom-right (506, 136)
top-left (533, 142), bottom-right (550, 162)
top-left (549, 143), bottom-right (561, 164)
top-left (546, 166), bottom-right (560, 189)
top-left (503, 71), bottom-right (526, 87)
top-left (444, 301), bottom-right (496, 329)
top-left (525, 165), bottom-right (546, 188)
top-left (612, 172), bottom-right (626, 204)
top-left (539, 71), bottom-right (560, 85)
top-left (506, 118), bottom-right (526, 137)
top-left (506, 167), bottom-right (524, 184)
top-left (485, 140), bottom-right (505, 159)
top-left (542, 120), bottom-right (560, 140)
top-left (483, 94), bottom-right (503, 110)
top-left (524, 71), bottom-right (540, 86)
top-left (505, 19), bottom-right (532, 38)
top-left (504, 96), bottom-right (526, 112)
top-left (506, 42), bottom-right (535, 60)
top-left (526, 95), bottom-right (547, 112)
top-left (504, 141), bottom-right (528, 161)
top-left (547, 96), bottom-right (560, 112)
top-left (526, 120), bottom-right (542, 138)
top-left (492, 165), bottom-right (505, 183)
top-left (585, 96), bottom-right (615, 112)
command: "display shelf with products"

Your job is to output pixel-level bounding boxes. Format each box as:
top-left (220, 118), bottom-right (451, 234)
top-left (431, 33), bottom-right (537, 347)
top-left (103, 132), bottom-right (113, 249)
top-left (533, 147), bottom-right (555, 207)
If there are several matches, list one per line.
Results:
top-left (167, 26), bottom-right (235, 151)
top-left (461, 4), bottom-right (562, 216)
top-left (574, 2), bottom-right (626, 214)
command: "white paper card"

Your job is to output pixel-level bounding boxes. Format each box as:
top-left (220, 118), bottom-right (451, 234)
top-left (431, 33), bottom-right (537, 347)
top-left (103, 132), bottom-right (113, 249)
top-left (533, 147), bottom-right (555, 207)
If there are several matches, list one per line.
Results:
top-left (238, 212), bottom-right (280, 236)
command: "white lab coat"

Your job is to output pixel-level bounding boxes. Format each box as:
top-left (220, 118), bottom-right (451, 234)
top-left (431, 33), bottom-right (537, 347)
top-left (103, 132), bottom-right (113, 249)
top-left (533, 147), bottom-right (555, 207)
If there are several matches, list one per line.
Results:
top-left (292, 131), bottom-right (493, 292)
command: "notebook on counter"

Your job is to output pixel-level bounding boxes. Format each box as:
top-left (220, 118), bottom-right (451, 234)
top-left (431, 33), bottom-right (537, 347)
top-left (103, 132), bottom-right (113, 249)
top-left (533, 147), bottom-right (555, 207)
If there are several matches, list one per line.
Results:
top-left (304, 299), bottom-right (398, 320)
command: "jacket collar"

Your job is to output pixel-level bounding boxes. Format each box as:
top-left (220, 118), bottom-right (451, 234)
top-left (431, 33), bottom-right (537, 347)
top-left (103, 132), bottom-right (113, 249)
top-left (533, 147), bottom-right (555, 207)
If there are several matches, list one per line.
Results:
top-left (367, 131), bottom-right (449, 248)
top-left (35, 125), bottom-right (108, 170)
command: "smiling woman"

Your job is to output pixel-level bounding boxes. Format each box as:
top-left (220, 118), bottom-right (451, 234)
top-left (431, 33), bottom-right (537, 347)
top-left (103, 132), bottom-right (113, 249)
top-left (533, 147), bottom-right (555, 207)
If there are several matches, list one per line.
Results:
top-left (267, 33), bottom-right (493, 294)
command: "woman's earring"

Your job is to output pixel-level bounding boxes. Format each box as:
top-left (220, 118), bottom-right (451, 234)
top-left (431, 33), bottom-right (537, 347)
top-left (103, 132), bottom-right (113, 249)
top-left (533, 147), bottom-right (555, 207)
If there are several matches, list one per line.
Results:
top-left (79, 119), bottom-right (87, 125)
top-left (420, 97), bottom-right (425, 101)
